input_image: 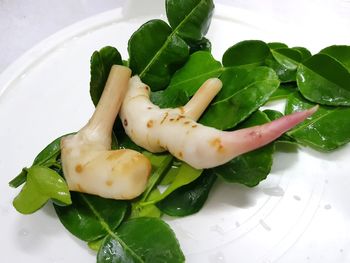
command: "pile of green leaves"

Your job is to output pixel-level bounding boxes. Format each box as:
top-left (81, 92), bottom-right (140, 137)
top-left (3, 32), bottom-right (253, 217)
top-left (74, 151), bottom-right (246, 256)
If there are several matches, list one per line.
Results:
top-left (9, 0), bottom-right (350, 262)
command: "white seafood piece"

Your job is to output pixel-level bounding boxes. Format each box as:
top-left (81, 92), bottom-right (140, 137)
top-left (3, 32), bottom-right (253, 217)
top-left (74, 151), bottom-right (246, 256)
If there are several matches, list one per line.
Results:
top-left (61, 65), bottom-right (151, 200)
top-left (120, 76), bottom-right (318, 169)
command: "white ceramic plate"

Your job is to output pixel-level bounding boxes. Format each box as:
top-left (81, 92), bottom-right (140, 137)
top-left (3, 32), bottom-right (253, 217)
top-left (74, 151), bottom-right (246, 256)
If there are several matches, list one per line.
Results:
top-left (0, 2), bottom-right (349, 263)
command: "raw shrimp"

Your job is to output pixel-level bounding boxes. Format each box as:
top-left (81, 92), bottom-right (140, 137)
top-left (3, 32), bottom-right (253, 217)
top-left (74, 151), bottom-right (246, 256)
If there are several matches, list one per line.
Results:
top-left (120, 76), bottom-right (317, 169)
top-left (61, 66), bottom-right (151, 200)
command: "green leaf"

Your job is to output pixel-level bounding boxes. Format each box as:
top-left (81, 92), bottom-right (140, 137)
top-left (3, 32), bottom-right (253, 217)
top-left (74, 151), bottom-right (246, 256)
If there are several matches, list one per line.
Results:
top-left (139, 153), bottom-right (173, 202)
top-left (131, 189), bottom-right (162, 219)
top-left (88, 237), bottom-right (105, 252)
top-left (90, 46), bottom-right (123, 106)
top-left (128, 19), bottom-right (189, 91)
top-left (159, 160), bottom-right (183, 185)
top-left (9, 169), bottom-right (28, 189)
top-left (97, 218), bottom-right (185, 263)
top-left (54, 193), bottom-right (128, 242)
top-left (265, 47), bottom-right (303, 82)
top-left (320, 45), bottom-right (350, 71)
top-left (285, 92), bottom-right (350, 151)
top-left (297, 53), bottom-right (350, 106)
top-left (268, 42), bottom-right (288, 50)
top-left (157, 170), bottom-right (216, 217)
top-left (189, 37), bottom-right (211, 53)
top-left (200, 67), bottom-right (280, 129)
top-left (268, 83), bottom-right (297, 101)
top-left (13, 166), bottom-right (71, 214)
top-left (292, 47), bottom-right (312, 61)
top-left (212, 111), bottom-right (274, 187)
top-left (142, 162), bottom-right (203, 205)
top-left (222, 40), bottom-right (270, 68)
top-left (166, 0), bottom-right (214, 42)
top-left (152, 51), bottom-right (222, 108)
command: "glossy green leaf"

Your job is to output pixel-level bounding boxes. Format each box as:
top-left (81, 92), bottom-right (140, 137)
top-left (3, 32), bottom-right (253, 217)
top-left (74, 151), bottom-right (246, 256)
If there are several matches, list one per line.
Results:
top-left (88, 237), bottom-right (105, 252)
top-left (159, 160), bottom-right (183, 185)
top-left (13, 166), bottom-right (71, 214)
top-left (265, 47), bottom-right (303, 82)
top-left (142, 162), bottom-right (203, 206)
top-left (269, 83), bottom-right (297, 101)
top-left (212, 111), bottom-right (274, 187)
top-left (90, 46), bottom-right (123, 106)
top-left (189, 37), bottom-right (211, 53)
top-left (153, 51), bottom-right (222, 108)
top-left (128, 19), bottom-right (189, 91)
top-left (166, 0), bottom-right (214, 42)
top-left (320, 45), bottom-right (350, 71)
top-left (131, 189), bottom-right (162, 219)
top-left (54, 193), bottom-right (128, 242)
top-left (292, 47), bottom-right (312, 61)
top-left (200, 66), bottom-right (280, 129)
top-left (97, 217), bottom-right (185, 263)
top-left (222, 40), bottom-right (270, 68)
top-left (268, 42), bottom-right (288, 49)
top-left (157, 170), bottom-right (216, 217)
top-left (297, 53), bottom-right (350, 106)
top-left (285, 92), bottom-right (350, 151)
top-left (139, 153), bottom-right (173, 202)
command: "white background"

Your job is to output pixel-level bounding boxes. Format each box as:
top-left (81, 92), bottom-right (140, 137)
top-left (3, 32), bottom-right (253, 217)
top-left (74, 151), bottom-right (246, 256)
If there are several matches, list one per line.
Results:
top-left (1, 0), bottom-right (350, 73)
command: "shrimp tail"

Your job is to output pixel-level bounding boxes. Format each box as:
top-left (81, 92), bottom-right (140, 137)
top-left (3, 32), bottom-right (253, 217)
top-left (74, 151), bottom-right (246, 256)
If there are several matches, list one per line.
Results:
top-left (221, 106), bottom-right (319, 157)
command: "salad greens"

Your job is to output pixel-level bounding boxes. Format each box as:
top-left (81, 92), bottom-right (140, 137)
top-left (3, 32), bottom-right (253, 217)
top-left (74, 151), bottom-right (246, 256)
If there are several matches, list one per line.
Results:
top-left (9, 0), bottom-right (350, 262)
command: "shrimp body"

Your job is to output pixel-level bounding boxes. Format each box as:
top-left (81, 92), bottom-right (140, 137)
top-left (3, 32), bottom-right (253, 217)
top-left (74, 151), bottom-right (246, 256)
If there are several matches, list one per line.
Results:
top-left (120, 76), bottom-right (317, 169)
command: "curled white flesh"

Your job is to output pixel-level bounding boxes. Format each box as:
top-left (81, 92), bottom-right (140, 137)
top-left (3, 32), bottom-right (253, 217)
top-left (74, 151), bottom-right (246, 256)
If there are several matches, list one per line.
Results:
top-left (61, 66), bottom-right (151, 200)
top-left (120, 76), bottom-right (318, 169)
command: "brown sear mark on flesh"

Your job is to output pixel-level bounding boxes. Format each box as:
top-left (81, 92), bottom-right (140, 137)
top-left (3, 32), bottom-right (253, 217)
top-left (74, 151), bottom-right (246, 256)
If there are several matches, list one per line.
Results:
top-left (107, 150), bottom-right (126, 160)
top-left (210, 138), bottom-right (225, 153)
top-left (147, 120), bottom-right (154, 128)
top-left (147, 106), bottom-right (153, 110)
top-left (75, 164), bottom-right (83, 173)
top-left (160, 112), bottom-right (169, 124)
top-left (248, 130), bottom-right (262, 139)
top-left (124, 118), bottom-right (128, 126)
top-left (178, 151), bottom-right (183, 158)
top-left (184, 121), bottom-right (190, 125)
top-left (176, 115), bottom-right (185, 121)
top-left (192, 124), bottom-right (198, 128)
top-left (106, 180), bottom-right (113, 186)
top-left (179, 106), bottom-right (185, 114)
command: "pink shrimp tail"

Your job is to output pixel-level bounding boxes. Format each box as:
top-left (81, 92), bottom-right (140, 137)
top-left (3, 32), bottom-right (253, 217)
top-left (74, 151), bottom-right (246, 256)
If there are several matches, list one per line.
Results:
top-left (222, 106), bottom-right (318, 157)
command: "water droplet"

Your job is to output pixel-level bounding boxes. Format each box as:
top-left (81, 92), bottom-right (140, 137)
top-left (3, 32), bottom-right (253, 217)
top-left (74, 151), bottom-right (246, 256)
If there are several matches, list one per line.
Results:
top-left (293, 195), bottom-right (301, 201)
top-left (20, 73), bottom-right (27, 79)
top-left (19, 228), bottom-right (29, 237)
top-left (324, 204), bottom-right (332, 210)
top-left (209, 251), bottom-right (226, 263)
top-left (259, 219), bottom-right (272, 231)
top-left (210, 225), bottom-right (225, 235)
top-left (262, 186), bottom-right (285, 197)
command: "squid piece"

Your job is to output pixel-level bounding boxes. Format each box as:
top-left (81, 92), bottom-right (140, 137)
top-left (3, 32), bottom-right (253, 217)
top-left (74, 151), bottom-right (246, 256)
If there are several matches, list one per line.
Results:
top-left (120, 76), bottom-right (318, 169)
top-left (61, 65), bottom-right (151, 200)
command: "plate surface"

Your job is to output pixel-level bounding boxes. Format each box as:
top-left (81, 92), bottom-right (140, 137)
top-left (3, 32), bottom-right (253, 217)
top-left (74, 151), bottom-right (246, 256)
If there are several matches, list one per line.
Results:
top-left (0, 2), bottom-right (349, 263)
